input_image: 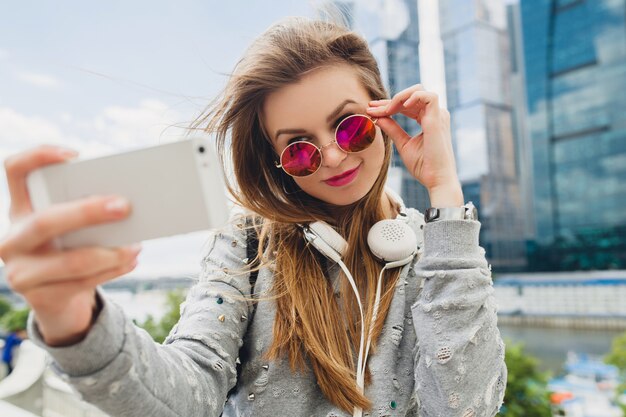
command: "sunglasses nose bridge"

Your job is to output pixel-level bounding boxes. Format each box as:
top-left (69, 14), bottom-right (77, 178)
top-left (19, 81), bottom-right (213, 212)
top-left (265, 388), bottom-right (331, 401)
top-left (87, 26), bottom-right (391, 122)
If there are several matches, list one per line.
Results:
top-left (317, 138), bottom-right (347, 170)
top-left (319, 139), bottom-right (340, 151)
top-left (319, 135), bottom-right (348, 159)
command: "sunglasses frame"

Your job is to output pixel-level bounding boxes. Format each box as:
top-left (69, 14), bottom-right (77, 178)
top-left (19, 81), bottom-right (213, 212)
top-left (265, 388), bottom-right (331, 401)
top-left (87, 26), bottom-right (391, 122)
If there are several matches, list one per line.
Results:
top-left (274, 114), bottom-right (378, 178)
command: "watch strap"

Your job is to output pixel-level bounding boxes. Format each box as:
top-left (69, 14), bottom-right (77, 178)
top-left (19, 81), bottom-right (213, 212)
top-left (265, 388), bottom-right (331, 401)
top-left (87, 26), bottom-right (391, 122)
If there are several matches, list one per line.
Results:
top-left (425, 202), bottom-right (477, 223)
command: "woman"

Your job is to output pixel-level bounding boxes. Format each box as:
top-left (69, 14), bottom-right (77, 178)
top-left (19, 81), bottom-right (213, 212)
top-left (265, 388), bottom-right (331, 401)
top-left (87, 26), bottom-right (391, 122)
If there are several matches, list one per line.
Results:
top-left (0, 17), bottom-right (507, 417)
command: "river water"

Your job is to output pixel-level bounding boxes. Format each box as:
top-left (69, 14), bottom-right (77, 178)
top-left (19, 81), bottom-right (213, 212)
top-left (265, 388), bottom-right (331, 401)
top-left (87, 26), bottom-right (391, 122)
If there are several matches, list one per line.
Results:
top-left (498, 324), bottom-right (624, 376)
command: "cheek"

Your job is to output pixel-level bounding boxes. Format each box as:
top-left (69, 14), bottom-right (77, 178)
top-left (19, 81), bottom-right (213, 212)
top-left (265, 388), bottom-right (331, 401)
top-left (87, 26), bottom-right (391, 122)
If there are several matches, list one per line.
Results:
top-left (292, 175), bottom-right (318, 191)
top-left (366, 131), bottom-right (386, 167)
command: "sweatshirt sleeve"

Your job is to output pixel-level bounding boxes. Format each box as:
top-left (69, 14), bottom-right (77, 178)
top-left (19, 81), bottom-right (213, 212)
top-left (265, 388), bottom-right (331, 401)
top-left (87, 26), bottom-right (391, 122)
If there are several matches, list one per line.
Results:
top-left (410, 218), bottom-right (507, 417)
top-left (26, 211), bottom-right (254, 417)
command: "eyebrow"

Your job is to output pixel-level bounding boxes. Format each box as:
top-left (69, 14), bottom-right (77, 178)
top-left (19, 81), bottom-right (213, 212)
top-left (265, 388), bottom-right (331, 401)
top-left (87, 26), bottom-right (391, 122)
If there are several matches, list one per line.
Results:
top-left (274, 99), bottom-right (357, 142)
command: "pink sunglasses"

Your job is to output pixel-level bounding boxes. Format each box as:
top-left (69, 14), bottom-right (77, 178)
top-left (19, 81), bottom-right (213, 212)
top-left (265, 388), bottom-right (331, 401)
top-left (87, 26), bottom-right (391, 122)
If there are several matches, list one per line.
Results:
top-left (274, 114), bottom-right (378, 177)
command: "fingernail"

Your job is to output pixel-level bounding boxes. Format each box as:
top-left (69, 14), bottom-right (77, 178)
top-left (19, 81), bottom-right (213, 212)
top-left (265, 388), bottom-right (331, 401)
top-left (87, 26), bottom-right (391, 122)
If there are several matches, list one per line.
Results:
top-left (105, 197), bottom-right (130, 213)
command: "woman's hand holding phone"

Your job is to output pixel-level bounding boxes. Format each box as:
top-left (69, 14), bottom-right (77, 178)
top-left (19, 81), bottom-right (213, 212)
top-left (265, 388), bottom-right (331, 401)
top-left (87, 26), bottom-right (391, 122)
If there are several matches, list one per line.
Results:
top-left (0, 145), bottom-right (142, 346)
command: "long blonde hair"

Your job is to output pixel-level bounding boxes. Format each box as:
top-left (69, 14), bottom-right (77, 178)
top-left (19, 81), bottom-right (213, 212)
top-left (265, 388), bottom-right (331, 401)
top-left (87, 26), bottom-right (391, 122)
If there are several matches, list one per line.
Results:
top-left (191, 17), bottom-right (401, 413)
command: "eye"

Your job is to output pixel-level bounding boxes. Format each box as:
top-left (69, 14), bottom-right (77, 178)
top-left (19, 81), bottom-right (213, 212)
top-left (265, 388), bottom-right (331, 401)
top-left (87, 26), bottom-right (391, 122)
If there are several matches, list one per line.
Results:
top-left (334, 113), bottom-right (355, 128)
top-left (287, 136), bottom-right (311, 145)
top-left (284, 113), bottom-right (356, 146)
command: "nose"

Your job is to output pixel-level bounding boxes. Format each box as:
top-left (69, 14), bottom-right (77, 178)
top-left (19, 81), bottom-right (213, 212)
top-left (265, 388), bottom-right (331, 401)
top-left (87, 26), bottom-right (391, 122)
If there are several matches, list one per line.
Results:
top-left (319, 138), bottom-right (346, 168)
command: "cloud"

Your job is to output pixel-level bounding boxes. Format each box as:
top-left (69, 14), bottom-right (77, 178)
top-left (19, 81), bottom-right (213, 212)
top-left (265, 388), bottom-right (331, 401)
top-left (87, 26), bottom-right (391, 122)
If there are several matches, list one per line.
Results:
top-left (0, 48), bottom-right (7, 60)
top-left (0, 99), bottom-right (185, 164)
top-left (93, 99), bottom-right (184, 148)
top-left (15, 71), bottom-right (63, 90)
top-left (0, 107), bottom-right (67, 148)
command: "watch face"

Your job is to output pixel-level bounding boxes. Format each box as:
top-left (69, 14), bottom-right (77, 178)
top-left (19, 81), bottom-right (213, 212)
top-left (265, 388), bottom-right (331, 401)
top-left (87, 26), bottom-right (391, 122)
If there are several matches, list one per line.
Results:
top-left (465, 203), bottom-right (478, 220)
top-left (425, 208), bottom-right (439, 222)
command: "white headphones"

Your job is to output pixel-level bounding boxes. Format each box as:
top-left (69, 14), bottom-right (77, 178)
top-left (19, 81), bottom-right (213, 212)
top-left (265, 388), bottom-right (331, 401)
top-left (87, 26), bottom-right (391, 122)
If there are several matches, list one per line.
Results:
top-left (298, 188), bottom-right (418, 417)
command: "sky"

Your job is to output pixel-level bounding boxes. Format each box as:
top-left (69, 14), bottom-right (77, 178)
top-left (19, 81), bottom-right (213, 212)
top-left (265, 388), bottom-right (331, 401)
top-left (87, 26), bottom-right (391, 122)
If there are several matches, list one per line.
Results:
top-left (0, 1), bottom-right (326, 278)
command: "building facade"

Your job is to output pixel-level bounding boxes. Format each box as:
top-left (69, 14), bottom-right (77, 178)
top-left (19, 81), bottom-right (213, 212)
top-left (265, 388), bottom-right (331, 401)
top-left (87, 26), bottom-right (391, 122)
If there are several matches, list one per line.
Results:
top-left (519, 0), bottom-right (626, 270)
top-left (438, 0), bottom-right (528, 271)
top-left (337, 0), bottom-right (529, 271)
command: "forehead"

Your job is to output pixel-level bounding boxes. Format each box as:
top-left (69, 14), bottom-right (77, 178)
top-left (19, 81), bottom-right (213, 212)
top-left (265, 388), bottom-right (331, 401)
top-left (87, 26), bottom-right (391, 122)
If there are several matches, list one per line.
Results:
top-left (262, 65), bottom-right (371, 141)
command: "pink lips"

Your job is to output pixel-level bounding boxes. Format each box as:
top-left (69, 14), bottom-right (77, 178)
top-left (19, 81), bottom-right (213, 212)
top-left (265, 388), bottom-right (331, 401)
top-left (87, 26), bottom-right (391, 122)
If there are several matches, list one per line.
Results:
top-left (324, 164), bottom-right (361, 187)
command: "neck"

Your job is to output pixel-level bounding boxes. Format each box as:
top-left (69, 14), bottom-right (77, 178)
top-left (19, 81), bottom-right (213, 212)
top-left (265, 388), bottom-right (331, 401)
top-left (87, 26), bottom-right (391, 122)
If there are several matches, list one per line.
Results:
top-left (325, 190), bottom-right (399, 222)
top-left (382, 191), bottom-right (400, 220)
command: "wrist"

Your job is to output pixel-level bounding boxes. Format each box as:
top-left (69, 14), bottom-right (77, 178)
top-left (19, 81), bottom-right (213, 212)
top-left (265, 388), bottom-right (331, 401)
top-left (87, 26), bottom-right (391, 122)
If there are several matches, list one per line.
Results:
top-left (37, 291), bottom-right (100, 347)
top-left (428, 181), bottom-right (464, 207)
top-left (38, 313), bottom-right (92, 347)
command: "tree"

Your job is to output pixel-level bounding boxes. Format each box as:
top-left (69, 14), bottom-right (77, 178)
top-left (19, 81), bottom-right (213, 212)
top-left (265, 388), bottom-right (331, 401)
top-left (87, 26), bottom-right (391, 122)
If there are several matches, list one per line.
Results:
top-left (0, 296), bottom-right (12, 321)
top-left (134, 289), bottom-right (187, 344)
top-left (497, 338), bottom-right (553, 417)
top-left (0, 307), bottom-right (30, 333)
top-left (604, 331), bottom-right (626, 415)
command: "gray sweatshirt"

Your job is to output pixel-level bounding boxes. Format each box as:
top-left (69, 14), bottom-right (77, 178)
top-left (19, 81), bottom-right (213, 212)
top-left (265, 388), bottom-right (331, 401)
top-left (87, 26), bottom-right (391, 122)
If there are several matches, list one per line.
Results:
top-left (27, 196), bottom-right (507, 417)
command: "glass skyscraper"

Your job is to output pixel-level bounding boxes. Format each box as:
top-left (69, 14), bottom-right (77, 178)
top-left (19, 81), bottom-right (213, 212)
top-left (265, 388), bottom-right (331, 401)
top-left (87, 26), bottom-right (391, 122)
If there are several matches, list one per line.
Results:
top-left (507, 1), bottom-right (538, 253)
top-left (381, 0), bottom-right (433, 214)
top-left (360, 0), bottom-right (431, 213)
top-left (519, 0), bottom-right (626, 270)
top-left (342, 0), bottom-right (529, 272)
top-left (439, 0), bottom-right (528, 271)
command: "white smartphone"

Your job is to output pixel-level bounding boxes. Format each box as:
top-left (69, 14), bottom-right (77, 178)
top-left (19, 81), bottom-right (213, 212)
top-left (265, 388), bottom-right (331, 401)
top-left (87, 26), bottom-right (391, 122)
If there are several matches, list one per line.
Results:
top-left (25, 136), bottom-right (231, 250)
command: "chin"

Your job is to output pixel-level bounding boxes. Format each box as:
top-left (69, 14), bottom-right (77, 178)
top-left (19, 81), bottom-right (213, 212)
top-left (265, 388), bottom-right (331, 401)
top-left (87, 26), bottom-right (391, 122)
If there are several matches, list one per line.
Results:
top-left (323, 195), bottom-right (362, 206)
top-left (313, 181), bottom-right (374, 207)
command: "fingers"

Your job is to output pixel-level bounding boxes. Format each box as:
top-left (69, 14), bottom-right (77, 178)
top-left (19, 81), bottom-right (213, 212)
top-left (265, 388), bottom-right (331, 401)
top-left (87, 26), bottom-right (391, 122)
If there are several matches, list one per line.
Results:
top-left (26, 259), bottom-right (139, 312)
top-left (4, 244), bottom-right (142, 294)
top-left (374, 117), bottom-right (415, 152)
top-left (404, 91), bottom-right (441, 129)
top-left (71, 259), bottom-right (139, 293)
top-left (367, 85), bottom-right (441, 129)
top-left (0, 194), bottom-right (132, 258)
top-left (388, 85), bottom-right (428, 115)
top-left (368, 99), bottom-right (390, 107)
top-left (4, 144), bottom-right (80, 221)
top-left (370, 84), bottom-right (425, 115)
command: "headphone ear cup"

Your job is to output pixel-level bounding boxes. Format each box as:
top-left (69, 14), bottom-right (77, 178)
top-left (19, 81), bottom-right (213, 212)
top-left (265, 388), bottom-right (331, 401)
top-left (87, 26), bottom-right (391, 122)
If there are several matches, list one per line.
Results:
top-left (367, 219), bottom-right (417, 263)
top-left (308, 221), bottom-right (348, 259)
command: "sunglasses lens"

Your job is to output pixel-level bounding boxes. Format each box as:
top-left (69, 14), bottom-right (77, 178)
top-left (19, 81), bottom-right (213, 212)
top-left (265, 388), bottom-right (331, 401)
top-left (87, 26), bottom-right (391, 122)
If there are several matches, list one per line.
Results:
top-left (336, 115), bottom-right (376, 152)
top-left (280, 141), bottom-right (321, 177)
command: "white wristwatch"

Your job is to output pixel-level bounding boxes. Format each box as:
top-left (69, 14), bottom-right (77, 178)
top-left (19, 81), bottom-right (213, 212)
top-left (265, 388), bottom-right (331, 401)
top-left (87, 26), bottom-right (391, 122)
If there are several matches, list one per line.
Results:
top-left (424, 201), bottom-right (478, 223)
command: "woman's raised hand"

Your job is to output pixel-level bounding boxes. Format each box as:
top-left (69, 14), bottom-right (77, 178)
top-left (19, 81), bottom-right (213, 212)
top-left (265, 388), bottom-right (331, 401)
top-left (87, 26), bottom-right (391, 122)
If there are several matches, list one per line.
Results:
top-left (366, 84), bottom-right (460, 194)
top-left (0, 145), bottom-right (142, 346)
